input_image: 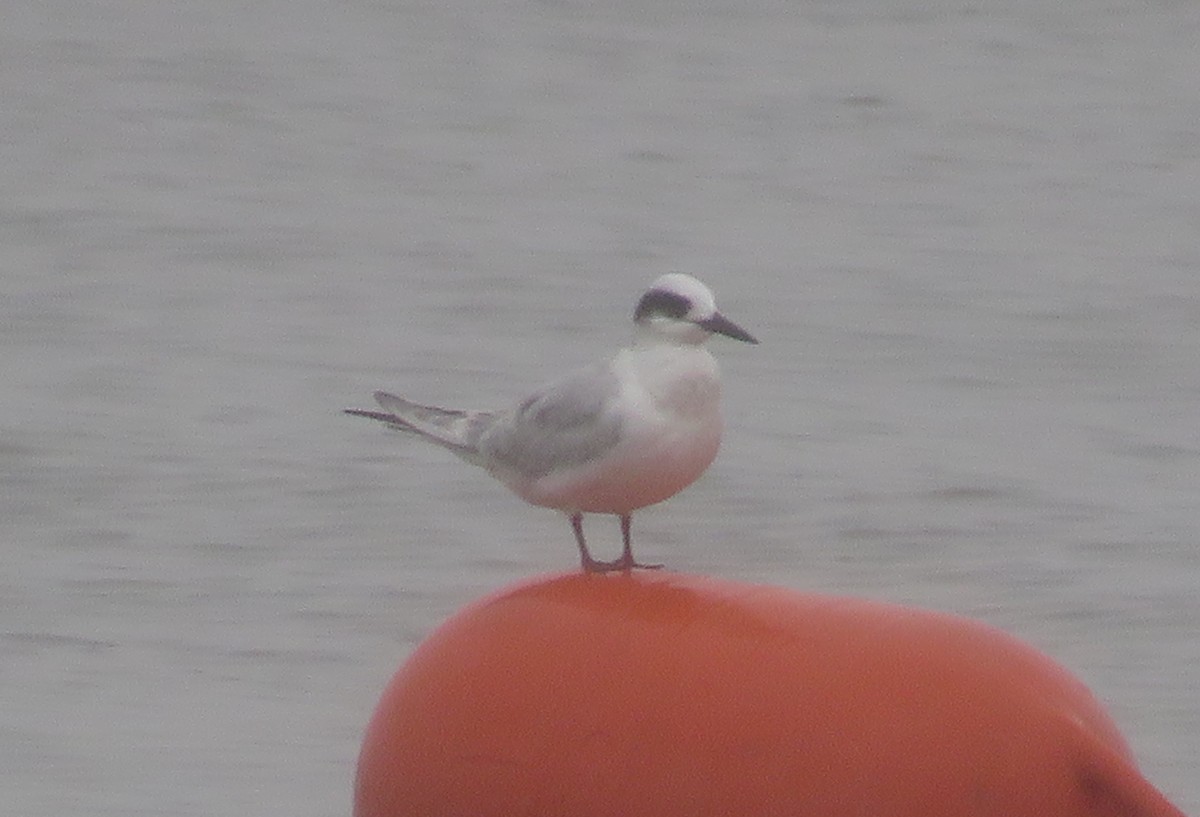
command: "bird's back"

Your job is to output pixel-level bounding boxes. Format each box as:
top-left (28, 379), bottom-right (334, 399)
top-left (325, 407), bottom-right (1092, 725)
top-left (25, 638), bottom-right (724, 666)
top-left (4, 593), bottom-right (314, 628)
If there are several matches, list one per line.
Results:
top-left (480, 344), bottom-right (725, 514)
top-left (477, 361), bottom-right (625, 481)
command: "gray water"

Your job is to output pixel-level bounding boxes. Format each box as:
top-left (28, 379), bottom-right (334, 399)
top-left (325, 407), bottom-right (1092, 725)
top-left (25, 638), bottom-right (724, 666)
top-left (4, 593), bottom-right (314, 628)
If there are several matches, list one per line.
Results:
top-left (4, 1), bottom-right (1199, 814)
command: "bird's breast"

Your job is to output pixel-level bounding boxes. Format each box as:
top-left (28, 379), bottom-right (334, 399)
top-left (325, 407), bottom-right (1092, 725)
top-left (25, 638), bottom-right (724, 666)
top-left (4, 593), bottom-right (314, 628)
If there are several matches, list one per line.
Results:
top-left (630, 346), bottom-right (722, 420)
top-left (505, 345), bottom-right (727, 514)
top-left (653, 370), bottom-right (721, 419)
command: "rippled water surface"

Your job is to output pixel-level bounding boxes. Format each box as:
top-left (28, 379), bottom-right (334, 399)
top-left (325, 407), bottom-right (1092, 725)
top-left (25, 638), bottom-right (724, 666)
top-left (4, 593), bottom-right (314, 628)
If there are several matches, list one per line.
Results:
top-left (4, 1), bottom-right (1199, 814)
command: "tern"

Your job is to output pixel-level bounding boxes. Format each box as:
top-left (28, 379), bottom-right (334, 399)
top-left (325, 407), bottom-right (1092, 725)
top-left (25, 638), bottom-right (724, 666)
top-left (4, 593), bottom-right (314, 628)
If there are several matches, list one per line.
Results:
top-left (346, 273), bottom-right (757, 573)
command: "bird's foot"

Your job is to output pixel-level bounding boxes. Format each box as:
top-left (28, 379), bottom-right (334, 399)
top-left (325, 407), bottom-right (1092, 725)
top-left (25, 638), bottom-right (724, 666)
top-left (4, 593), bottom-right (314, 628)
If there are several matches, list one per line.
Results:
top-left (581, 555), bottom-right (663, 573)
top-left (580, 556), bottom-right (625, 574)
top-left (622, 559), bottom-right (664, 571)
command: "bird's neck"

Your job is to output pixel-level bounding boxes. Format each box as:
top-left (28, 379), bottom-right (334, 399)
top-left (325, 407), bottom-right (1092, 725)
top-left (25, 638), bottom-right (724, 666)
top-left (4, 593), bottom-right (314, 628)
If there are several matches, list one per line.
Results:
top-left (618, 342), bottom-right (721, 417)
top-left (631, 325), bottom-right (708, 349)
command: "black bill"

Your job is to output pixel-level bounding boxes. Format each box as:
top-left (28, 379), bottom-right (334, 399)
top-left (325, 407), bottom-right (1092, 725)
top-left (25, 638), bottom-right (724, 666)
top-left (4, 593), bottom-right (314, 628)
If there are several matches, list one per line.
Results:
top-left (699, 312), bottom-right (759, 344)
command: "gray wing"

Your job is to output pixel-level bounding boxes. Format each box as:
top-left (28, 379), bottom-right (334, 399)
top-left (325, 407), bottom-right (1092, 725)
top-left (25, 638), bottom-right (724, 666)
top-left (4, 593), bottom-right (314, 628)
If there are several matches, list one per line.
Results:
top-left (479, 362), bottom-right (625, 479)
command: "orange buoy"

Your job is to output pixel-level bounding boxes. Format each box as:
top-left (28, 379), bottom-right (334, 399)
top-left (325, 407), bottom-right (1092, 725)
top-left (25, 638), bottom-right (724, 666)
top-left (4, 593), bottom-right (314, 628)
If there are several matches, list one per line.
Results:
top-left (354, 571), bottom-right (1186, 817)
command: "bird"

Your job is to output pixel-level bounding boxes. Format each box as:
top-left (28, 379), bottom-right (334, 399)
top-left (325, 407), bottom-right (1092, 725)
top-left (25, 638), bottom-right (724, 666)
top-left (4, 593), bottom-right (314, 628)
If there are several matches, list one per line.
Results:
top-left (345, 272), bottom-right (758, 573)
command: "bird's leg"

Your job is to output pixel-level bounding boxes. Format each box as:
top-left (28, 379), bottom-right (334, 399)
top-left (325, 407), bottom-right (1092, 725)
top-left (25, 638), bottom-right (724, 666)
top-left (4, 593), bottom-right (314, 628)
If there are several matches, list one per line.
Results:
top-left (571, 512), bottom-right (621, 573)
top-left (616, 514), bottom-right (663, 571)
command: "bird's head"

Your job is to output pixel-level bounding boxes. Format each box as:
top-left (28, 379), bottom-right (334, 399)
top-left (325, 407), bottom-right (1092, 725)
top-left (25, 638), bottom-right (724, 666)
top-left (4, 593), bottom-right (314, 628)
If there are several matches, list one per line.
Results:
top-left (633, 273), bottom-right (758, 346)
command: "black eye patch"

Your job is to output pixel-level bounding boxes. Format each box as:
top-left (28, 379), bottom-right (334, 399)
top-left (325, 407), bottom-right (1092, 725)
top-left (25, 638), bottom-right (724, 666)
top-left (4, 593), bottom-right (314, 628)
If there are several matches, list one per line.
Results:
top-left (633, 289), bottom-right (691, 322)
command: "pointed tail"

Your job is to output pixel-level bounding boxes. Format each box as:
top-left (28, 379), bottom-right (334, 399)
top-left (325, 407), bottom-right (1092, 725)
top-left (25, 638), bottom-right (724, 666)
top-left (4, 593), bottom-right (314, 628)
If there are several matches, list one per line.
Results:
top-left (345, 391), bottom-right (491, 464)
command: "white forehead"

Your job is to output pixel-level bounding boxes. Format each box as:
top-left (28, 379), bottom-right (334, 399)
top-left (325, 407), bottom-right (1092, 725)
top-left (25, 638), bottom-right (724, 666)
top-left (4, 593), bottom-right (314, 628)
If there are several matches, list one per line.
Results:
top-left (647, 273), bottom-right (717, 316)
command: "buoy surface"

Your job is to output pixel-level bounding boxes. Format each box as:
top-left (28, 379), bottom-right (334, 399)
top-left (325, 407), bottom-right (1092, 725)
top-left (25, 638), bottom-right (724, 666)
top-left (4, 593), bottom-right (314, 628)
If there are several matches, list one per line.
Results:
top-left (355, 571), bottom-right (1186, 817)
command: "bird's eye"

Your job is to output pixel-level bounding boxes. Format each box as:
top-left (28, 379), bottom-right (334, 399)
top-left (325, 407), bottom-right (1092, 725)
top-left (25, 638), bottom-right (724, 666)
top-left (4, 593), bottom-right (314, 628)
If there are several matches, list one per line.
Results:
top-left (634, 290), bottom-right (691, 322)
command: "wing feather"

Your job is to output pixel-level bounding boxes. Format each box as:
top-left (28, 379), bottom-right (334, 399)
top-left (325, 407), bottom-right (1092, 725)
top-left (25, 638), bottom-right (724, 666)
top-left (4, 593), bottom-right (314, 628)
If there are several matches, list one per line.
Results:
top-left (480, 363), bottom-right (624, 479)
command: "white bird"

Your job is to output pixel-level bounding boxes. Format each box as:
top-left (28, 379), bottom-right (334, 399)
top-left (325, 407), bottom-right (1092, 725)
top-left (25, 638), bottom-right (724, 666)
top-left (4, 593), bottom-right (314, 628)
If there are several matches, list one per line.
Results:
top-left (346, 273), bottom-right (758, 573)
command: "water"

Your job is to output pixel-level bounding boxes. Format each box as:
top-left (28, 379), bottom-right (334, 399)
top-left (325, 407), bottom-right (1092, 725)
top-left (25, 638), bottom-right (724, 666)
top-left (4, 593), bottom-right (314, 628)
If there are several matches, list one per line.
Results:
top-left (3, 1), bottom-right (1198, 814)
